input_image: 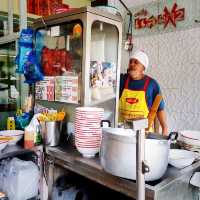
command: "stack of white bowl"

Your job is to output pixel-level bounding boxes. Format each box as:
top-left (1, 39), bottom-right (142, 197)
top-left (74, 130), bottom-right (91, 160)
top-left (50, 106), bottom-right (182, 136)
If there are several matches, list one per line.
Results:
top-left (75, 107), bottom-right (104, 158)
top-left (178, 130), bottom-right (200, 153)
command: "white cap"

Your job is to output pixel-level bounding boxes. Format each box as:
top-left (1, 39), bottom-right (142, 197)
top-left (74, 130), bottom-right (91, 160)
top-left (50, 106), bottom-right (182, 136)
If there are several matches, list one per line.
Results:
top-left (130, 50), bottom-right (149, 70)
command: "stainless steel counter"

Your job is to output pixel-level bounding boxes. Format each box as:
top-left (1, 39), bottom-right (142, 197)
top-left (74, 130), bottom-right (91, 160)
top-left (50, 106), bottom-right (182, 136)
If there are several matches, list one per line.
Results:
top-left (46, 145), bottom-right (200, 200)
top-left (0, 145), bottom-right (33, 160)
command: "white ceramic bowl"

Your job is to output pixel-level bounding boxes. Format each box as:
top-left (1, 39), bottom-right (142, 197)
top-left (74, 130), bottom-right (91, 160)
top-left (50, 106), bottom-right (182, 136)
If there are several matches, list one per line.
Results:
top-left (178, 130), bottom-right (200, 147)
top-left (0, 130), bottom-right (24, 145)
top-left (76, 107), bottom-right (104, 113)
top-left (0, 141), bottom-right (8, 152)
top-left (169, 149), bottom-right (198, 169)
top-left (76, 146), bottom-right (99, 158)
top-left (179, 130), bottom-right (200, 140)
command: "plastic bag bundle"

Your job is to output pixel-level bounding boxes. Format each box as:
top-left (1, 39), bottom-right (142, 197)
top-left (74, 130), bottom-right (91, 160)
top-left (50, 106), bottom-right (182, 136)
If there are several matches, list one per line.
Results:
top-left (24, 50), bottom-right (44, 84)
top-left (15, 112), bottom-right (31, 130)
top-left (0, 158), bottom-right (40, 200)
top-left (35, 30), bottom-right (45, 64)
top-left (0, 159), bottom-right (10, 191)
top-left (52, 186), bottom-right (89, 200)
top-left (41, 47), bottom-right (72, 76)
top-left (52, 175), bottom-right (89, 200)
top-left (16, 28), bottom-right (34, 74)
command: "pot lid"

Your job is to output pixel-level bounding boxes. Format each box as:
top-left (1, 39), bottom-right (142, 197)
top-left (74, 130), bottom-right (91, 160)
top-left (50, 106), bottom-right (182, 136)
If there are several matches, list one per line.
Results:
top-left (103, 128), bottom-right (136, 136)
top-left (102, 128), bottom-right (136, 143)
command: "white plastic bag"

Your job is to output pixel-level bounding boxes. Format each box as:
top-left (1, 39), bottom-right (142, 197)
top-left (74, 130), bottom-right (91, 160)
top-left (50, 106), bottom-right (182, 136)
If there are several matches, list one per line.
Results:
top-left (3, 158), bottom-right (40, 200)
top-left (0, 159), bottom-right (10, 191)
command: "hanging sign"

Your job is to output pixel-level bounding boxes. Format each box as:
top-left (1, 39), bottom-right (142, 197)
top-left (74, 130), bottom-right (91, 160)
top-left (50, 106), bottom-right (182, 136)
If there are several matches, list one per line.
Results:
top-left (35, 77), bottom-right (55, 101)
top-left (55, 76), bottom-right (79, 104)
top-left (134, 3), bottom-right (185, 29)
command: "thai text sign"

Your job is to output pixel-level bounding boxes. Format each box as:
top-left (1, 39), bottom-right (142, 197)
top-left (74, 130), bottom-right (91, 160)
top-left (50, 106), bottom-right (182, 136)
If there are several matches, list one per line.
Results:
top-left (135, 3), bottom-right (185, 29)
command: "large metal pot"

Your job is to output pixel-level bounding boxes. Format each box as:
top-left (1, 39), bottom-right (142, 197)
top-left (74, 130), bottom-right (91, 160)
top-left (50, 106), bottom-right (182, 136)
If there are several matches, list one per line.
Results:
top-left (100, 128), bottom-right (175, 181)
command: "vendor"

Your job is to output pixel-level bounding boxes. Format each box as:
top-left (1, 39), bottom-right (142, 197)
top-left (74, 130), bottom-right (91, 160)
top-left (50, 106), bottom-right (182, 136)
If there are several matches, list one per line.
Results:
top-left (119, 50), bottom-right (168, 135)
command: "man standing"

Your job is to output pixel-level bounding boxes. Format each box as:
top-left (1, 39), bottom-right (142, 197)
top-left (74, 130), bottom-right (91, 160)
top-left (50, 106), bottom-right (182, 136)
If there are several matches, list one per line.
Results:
top-left (119, 50), bottom-right (168, 135)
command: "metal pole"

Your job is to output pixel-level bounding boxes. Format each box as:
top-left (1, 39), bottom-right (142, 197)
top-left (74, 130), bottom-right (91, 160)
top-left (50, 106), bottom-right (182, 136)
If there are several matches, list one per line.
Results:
top-left (19, 0), bottom-right (27, 31)
top-left (8, 0), bottom-right (13, 34)
top-left (19, 0), bottom-right (28, 109)
top-left (130, 119), bottom-right (148, 200)
top-left (136, 128), bottom-right (146, 200)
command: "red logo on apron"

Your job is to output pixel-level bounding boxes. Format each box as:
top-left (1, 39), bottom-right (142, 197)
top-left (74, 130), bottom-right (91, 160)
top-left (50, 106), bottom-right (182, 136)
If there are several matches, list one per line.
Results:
top-left (126, 98), bottom-right (139, 104)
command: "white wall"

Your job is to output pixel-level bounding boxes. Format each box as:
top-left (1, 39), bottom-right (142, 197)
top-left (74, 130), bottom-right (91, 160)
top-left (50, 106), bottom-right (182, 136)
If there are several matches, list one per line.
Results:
top-left (110, 0), bottom-right (200, 132)
top-left (131, 28), bottom-right (200, 131)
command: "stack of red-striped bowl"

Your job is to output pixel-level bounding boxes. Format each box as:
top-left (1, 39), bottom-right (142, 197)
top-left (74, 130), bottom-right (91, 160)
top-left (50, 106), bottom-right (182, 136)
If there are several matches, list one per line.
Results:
top-left (75, 107), bottom-right (104, 158)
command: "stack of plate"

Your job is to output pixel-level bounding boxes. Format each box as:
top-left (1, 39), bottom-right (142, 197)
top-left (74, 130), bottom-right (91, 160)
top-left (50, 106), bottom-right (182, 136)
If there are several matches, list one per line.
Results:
top-left (178, 130), bottom-right (200, 153)
top-left (75, 107), bottom-right (104, 158)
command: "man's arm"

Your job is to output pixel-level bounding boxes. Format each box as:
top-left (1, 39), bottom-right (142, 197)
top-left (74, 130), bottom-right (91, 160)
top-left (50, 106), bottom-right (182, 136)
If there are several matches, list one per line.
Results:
top-left (157, 110), bottom-right (168, 136)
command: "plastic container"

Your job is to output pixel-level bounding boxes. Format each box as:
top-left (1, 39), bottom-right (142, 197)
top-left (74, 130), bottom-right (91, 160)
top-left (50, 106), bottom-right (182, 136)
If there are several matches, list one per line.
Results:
top-left (24, 125), bottom-right (35, 149)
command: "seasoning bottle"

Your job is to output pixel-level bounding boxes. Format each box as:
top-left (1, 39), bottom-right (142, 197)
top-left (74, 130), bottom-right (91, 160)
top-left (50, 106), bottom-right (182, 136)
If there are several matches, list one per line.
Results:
top-left (35, 125), bottom-right (42, 146)
top-left (7, 117), bottom-right (15, 130)
top-left (24, 125), bottom-right (34, 149)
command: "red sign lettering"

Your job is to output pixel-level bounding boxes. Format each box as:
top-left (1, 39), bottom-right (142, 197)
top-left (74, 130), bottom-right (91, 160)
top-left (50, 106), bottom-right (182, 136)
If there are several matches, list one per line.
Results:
top-left (134, 3), bottom-right (185, 29)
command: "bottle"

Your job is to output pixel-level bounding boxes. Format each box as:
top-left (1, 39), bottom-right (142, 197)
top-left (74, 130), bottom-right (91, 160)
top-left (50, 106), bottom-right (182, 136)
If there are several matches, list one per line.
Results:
top-left (7, 117), bottom-right (15, 130)
top-left (24, 124), bottom-right (35, 149)
top-left (35, 125), bottom-right (42, 146)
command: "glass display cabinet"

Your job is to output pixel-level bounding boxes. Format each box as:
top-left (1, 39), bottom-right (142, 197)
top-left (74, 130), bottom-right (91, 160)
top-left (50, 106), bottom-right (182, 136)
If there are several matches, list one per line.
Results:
top-left (0, 10), bottom-right (35, 130)
top-left (33, 6), bottom-right (122, 126)
top-left (0, 41), bottom-right (29, 129)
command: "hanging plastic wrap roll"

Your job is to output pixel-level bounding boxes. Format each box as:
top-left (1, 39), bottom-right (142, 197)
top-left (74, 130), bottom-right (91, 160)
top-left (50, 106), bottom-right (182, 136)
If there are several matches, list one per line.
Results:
top-left (15, 28), bottom-right (34, 74)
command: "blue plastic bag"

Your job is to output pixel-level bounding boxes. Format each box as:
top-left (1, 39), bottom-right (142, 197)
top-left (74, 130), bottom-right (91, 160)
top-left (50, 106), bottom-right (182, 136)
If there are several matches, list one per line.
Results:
top-left (35, 30), bottom-right (45, 64)
top-left (24, 50), bottom-right (44, 84)
top-left (16, 28), bottom-right (34, 74)
top-left (15, 112), bottom-right (31, 130)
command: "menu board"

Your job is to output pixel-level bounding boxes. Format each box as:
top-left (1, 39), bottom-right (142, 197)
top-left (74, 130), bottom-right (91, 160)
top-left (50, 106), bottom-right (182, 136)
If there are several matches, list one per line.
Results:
top-left (35, 77), bottom-right (55, 101)
top-left (55, 76), bottom-right (79, 104)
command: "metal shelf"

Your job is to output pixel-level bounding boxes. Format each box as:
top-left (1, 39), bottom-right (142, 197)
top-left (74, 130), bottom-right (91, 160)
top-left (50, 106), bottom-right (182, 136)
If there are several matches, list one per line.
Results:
top-left (87, 94), bottom-right (116, 106)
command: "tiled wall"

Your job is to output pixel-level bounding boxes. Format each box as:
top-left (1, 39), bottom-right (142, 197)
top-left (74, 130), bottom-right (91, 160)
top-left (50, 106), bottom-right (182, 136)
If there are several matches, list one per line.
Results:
top-left (111, 0), bottom-right (200, 132)
top-left (121, 27), bottom-right (200, 131)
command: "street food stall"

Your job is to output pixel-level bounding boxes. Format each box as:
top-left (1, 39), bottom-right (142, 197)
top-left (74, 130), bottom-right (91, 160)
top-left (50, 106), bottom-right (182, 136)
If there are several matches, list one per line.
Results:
top-left (0, 1), bottom-right (200, 200)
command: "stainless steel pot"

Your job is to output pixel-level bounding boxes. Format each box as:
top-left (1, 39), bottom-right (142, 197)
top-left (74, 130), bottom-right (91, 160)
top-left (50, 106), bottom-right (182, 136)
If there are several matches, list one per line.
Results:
top-left (100, 128), bottom-right (177, 181)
